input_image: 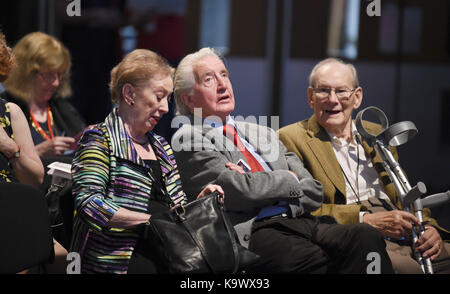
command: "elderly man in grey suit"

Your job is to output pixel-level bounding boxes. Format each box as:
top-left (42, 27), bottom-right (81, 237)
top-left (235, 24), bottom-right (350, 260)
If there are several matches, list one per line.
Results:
top-left (171, 47), bottom-right (394, 274)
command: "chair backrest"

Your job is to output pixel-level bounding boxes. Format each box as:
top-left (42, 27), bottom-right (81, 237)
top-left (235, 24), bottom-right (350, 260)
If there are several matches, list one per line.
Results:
top-left (0, 182), bottom-right (54, 274)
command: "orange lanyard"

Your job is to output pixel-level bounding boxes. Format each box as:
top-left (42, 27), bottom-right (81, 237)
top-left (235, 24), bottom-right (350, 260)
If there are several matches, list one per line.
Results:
top-left (30, 105), bottom-right (55, 141)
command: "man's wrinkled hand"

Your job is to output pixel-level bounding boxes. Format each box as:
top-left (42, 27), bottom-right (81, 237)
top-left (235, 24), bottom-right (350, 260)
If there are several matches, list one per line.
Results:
top-left (225, 162), bottom-right (246, 174)
top-left (415, 226), bottom-right (443, 261)
top-left (362, 210), bottom-right (420, 240)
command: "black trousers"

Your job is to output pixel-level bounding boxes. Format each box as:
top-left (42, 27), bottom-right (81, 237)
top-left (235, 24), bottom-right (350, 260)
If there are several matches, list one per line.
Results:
top-left (248, 214), bottom-right (394, 274)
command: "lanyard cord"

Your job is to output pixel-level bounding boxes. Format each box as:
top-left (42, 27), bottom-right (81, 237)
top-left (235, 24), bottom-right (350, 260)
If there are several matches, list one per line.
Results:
top-left (30, 105), bottom-right (55, 141)
top-left (338, 140), bottom-right (361, 204)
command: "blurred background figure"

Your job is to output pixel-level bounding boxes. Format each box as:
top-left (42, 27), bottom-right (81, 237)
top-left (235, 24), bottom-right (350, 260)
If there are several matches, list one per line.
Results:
top-left (126, 0), bottom-right (187, 65)
top-left (1, 32), bottom-right (85, 158)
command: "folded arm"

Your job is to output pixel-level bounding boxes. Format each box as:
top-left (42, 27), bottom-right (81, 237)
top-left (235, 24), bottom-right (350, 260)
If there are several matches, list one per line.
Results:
top-left (173, 127), bottom-right (323, 216)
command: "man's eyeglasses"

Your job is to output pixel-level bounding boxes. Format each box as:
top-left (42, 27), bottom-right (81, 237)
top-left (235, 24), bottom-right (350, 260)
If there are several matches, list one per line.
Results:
top-left (201, 71), bottom-right (229, 88)
top-left (36, 71), bottom-right (64, 83)
top-left (312, 87), bottom-right (357, 102)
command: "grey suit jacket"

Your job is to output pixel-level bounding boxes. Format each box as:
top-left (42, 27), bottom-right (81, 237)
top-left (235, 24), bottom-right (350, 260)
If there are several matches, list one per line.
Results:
top-left (172, 117), bottom-right (324, 247)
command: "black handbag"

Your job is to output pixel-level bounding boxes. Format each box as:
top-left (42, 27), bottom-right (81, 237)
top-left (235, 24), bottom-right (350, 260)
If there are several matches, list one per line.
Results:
top-left (138, 191), bottom-right (260, 273)
top-left (44, 181), bottom-right (73, 248)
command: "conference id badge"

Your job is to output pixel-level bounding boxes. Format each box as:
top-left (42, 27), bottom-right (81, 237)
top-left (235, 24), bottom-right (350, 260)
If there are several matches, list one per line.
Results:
top-left (237, 159), bottom-right (251, 173)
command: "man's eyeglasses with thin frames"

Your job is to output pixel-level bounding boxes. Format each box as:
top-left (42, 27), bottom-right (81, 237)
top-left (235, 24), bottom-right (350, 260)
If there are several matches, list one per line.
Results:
top-left (311, 87), bottom-right (358, 102)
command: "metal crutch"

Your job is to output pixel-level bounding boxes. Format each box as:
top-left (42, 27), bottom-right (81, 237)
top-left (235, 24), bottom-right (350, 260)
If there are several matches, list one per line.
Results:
top-left (354, 106), bottom-right (450, 274)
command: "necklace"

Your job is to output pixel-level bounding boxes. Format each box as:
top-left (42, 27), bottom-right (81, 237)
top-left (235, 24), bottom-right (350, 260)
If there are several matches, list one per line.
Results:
top-left (30, 105), bottom-right (55, 141)
top-left (339, 137), bottom-right (361, 204)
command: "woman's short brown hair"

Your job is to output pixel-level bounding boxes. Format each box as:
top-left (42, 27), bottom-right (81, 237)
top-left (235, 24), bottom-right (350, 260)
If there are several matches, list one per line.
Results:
top-left (0, 32), bottom-right (15, 83)
top-left (109, 49), bottom-right (174, 104)
top-left (3, 32), bottom-right (72, 101)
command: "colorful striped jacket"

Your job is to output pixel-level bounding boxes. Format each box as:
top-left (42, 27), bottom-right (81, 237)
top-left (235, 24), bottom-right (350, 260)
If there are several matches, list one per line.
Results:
top-left (70, 108), bottom-right (187, 274)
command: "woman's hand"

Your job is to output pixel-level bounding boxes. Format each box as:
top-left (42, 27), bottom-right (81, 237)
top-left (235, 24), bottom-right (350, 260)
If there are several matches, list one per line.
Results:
top-left (196, 184), bottom-right (225, 200)
top-left (36, 136), bottom-right (76, 156)
top-left (170, 184), bottom-right (225, 212)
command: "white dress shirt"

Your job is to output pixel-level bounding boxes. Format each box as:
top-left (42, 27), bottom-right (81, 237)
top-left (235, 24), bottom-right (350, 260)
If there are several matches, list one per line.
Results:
top-left (327, 123), bottom-right (391, 222)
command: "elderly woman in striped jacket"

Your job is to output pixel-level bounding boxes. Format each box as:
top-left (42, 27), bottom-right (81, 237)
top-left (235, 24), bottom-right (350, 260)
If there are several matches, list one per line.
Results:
top-left (70, 49), bottom-right (223, 274)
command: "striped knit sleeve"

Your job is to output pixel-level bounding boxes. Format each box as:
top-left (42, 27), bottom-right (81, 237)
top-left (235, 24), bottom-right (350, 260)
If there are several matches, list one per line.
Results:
top-left (71, 127), bottom-right (120, 231)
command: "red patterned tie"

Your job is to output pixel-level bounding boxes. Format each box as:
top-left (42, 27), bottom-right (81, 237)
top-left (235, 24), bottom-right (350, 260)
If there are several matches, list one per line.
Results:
top-left (223, 124), bottom-right (264, 172)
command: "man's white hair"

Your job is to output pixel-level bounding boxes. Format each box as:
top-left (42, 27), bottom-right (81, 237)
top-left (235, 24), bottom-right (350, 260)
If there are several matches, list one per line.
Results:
top-left (174, 47), bottom-right (224, 115)
top-left (308, 57), bottom-right (359, 88)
